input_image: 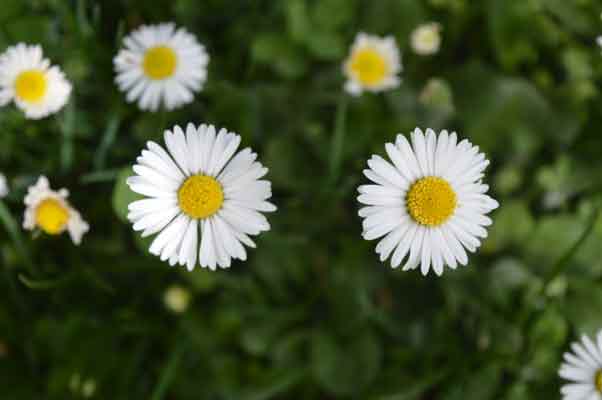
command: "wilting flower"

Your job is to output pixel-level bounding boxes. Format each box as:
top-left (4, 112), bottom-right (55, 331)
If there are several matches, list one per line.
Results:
top-left (559, 331), bottom-right (602, 399)
top-left (114, 22), bottom-right (209, 111)
top-left (127, 123), bottom-right (276, 270)
top-left (0, 43), bottom-right (71, 119)
top-left (342, 32), bottom-right (401, 96)
top-left (357, 128), bottom-right (498, 276)
top-left (410, 23), bottom-right (442, 56)
top-left (23, 176), bottom-right (89, 244)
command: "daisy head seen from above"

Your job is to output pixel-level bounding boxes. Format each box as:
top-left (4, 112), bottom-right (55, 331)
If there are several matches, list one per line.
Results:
top-left (343, 33), bottom-right (401, 96)
top-left (357, 128), bottom-right (499, 276)
top-left (559, 331), bottom-right (602, 400)
top-left (0, 43), bottom-right (71, 119)
top-left (410, 22), bottom-right (442, 56)
top-left (114, 22), bottom-right (209, 112)
top-left (127, 123), bottom-right (276, 271)
top-left (23, 176), bottom-right (89, 245)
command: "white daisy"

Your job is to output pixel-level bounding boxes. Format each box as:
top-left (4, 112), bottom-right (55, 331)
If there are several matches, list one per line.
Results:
top-left (559, 331), bottom-right (602, 400)
top-left (127, 123), bottom-right (276, 270)
top-left (114, 22), bottom-right (209, 111)
top-left (23, 176), bottom-right (89, 245)
top-left (357, 128), bottom-right (499, 276)
top-left (342, 32), bottom-right (401, 96)
top-left (410, 23), bottom-right (442, 56)
top-left (0, 43), bottom-right (71, 119)
top-left (0, 173), bottom-right (8, 198)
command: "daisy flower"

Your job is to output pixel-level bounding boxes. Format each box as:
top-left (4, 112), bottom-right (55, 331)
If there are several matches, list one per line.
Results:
top-left (127, 123), bottom-right (276, 270)
top-left (342, 33), bottom-right (401, 96)
top-left (23, 176), bottom-right (89, 244)
top-left (357, 128), bottom-right (499, 276)
top-left (0, 43), bottom-right (71, 119)
top-left (559, 331), bottom-right (602, 399)
top-left (0, 173), bottom-right (8, 198)
top-left (410, 23), bottom-right (442, 56)
top-left (114, 23), bottom-right (209, 111)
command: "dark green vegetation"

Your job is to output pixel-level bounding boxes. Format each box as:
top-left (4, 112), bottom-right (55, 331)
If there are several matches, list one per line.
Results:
top-left (2, 0), bottom-right (602, 398)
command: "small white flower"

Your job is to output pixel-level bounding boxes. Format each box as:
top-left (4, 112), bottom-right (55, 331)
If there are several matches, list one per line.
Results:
top-left (411, 23), bottom-right (442, 56)
top-left (164, 285), bottom-right (191, 313)
top-left (597, 36), bottom-right (602, 49)
top-left (23, 176), bottom-right (89, 245)
top-left (342, 32), bottom-right (401, 96)
top-left (559, 331), bottom-right (602, 400)
top-left (0, 173), bottom-right (8, 198)
top-left (127, 123), bottom-right (276, 270)
top-left (114, 22), bottom-right (209, 111)
top-left (357, 128), bottom-right (499, 276)
top-left (0, 43), bottom-right (71, 119)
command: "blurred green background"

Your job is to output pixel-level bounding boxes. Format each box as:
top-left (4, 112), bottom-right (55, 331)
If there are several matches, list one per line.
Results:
top-left (2, 0), bottom-right (602, 398)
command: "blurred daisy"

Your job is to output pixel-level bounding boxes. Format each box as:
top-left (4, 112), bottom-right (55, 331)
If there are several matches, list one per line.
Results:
top-left (127, 123), bottom-right (276, 270)
top-left (559, 331), bottom-right (602, 399)
top-left (114, 23), bottom-right (209, 111)
top-left (23, 176), bottom-right (89, 244)
top-left (343, 33), bottom-right (401, 96)
top-left (357, 128), bottom-right (498, 276)
top-left (0, 173), bottom-right (8, 198)
top-left (0, 43), bottom-right (71, 119)
top-left (597, 36), bottom-right (602, 49)
top-left (163, 285), bottom-right (191, 313)
top-left (410, 23), bottom-right (442, 56)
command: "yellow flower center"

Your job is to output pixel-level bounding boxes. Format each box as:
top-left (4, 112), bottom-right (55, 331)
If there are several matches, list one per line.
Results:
top-left (142, 46), bottom-right (177, 79)
top-left (14, 69), bottom-right (48, 103)
top-left (178, 175), bottom-right (224, 219)
top-left (596, 370), bottom-right (602, 393)
top-left (406, 176), bottom-right (457, 226)
top-left (35, 198), bottom-right (70, 235)
top-left (349, 47), bottom-right (389, 86)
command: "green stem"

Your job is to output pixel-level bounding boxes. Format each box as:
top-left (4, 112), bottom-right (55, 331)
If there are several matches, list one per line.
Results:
top-left (542, 206), bottom-right (599, 288)
top-left (328, 95), bottom-right (349, 184)
top-left (0, 201), bottom-right (34, 273)
top-left (150, 338), bottom-right (185, 400)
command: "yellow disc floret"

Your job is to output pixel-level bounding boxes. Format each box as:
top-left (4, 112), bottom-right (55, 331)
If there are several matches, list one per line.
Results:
top-left (596, 370), bottom-right (602, 393)
top-left (178, 175), bottom-right (224, 219)
top-left (14, 69), bottom-right (48, 103)
top-left (35, 198), bottom-right (70, 235)
top-left (406, 176), bottom-right (457, 226)
top-left (143, 46), bottom-right (177, 79)
top-left (349, 47), bottom-right (389, 86)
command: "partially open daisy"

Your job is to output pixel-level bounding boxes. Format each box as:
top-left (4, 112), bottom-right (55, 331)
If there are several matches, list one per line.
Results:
top-left (342, 33), bottom-right (401, 96)
top-left (0, 43), bottom-right (71, 119)
top-left (357, 128), bottom-right (498, 276)
top-left (559, 331), bottom-right (602, 399)
top-left (114, 23), bottom-right (209, 112)
top-left (127, 123), bottom-right (276, 270)
top-left (0, 173), bottom-right (7, 198)
top-left (410, 23), bottom-right (442, 56)
top-left (23, 176), bottom-right (89, 244)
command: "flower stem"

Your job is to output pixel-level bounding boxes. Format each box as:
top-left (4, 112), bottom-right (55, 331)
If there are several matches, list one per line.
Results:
top-left (328, 94), bottom-right (349, 185)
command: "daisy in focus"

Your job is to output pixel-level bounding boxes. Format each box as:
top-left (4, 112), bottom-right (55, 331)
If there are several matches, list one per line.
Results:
top-left (410, 23), bottom-right (442, 56)
top-left (342, 33), bottom-right (401, 96)
top-left (559, 331), bottom-right (602, 399)
top-left (127, 123), bottom-right (276, 270)
top-left (357, 128), bottom-right (498, 276)
top-left (23, 176), bottom-right (89, 245)
top-left (0, 173), bottom-right (8, 198)
top-left (0, 43), bottom-right (71, 119)
top-left (114, 23), bottom-right (209, 111)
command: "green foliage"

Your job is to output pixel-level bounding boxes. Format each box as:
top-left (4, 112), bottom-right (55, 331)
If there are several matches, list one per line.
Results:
top-left (1, 0), bottom-right (602, 399)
